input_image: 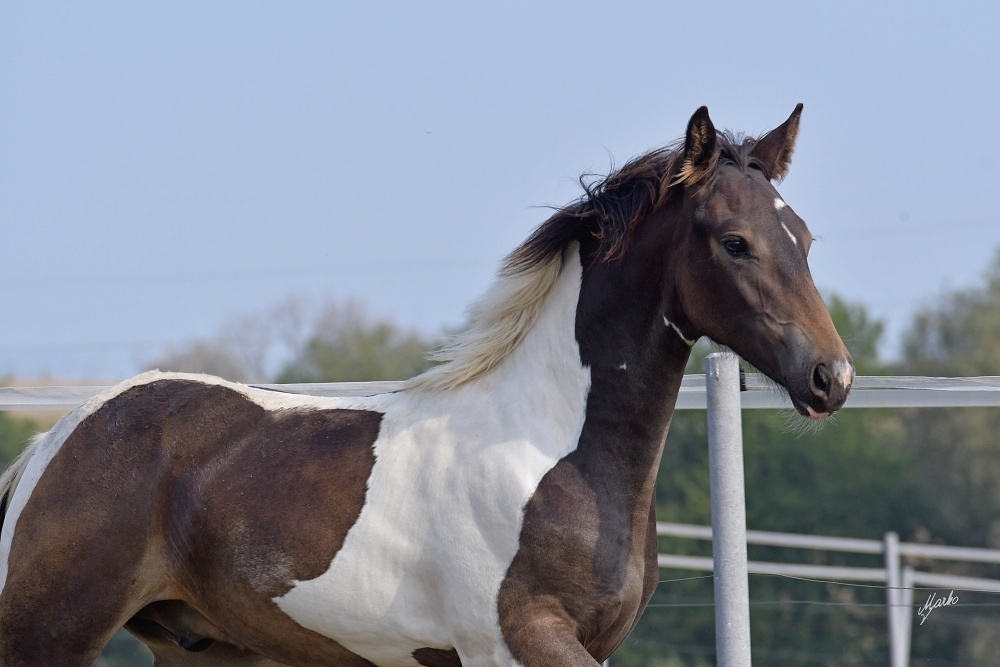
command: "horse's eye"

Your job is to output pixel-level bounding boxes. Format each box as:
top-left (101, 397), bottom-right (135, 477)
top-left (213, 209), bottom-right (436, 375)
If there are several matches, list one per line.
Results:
top-left (723, 237), bottom-right (749, 257)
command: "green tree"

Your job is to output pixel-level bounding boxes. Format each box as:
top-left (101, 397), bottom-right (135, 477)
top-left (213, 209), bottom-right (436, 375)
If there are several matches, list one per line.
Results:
top-left (276, 301), bottom-right (436, 383)
top-left (903, 250), bottom-right (1000, 377)
top-left (890, 253), bottom-right (1000, 665)
top-left (895, 250), bottom-right (1000, 550)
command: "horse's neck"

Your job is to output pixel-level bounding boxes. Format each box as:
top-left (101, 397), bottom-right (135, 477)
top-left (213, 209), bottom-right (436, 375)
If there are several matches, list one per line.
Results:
top-left (479, 244), bottom-right (691, 510)
top-left (570, 245), bottom-right (693, 506)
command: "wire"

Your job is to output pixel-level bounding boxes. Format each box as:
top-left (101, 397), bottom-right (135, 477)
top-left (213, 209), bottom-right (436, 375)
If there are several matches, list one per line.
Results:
top-left (761, 572), bottom-right (1000, 595)
top-left (657, 573), bottom-right (715, 584)
top-left (647, 599), bottom-right (1000, 608)
top-left (657, 570), bottom-right (1000, 596)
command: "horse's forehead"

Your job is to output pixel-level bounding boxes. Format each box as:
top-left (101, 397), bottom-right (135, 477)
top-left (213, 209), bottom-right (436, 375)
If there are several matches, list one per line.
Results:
top-left (704, 168), bottom-right (776, 215)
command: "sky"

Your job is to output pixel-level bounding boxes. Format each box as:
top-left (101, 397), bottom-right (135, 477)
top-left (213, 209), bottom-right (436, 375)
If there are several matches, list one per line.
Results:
top-left (2, 1), bottom-right (999, 381)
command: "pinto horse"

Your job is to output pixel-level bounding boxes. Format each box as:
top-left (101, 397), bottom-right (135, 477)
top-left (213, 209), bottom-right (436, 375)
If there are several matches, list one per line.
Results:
top-left (0, 105), bottom-right (852, 666)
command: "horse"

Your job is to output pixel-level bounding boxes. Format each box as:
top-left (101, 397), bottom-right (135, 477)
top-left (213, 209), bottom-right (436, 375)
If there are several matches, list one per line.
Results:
top-left (0, 105), bottom-right (853, 666)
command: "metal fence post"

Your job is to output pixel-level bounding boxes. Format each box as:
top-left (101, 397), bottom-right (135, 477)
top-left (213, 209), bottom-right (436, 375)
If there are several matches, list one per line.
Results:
top-left (900, 565), bottom-right (914, 665)
top-left (705, 353), bottom-right (752, 667)
top-left (885, 531), bottom-right (904, 667)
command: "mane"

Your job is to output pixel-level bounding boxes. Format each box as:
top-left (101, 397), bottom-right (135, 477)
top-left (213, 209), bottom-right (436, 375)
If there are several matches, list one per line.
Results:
top-left (406, 130), bottom-right (760, 392)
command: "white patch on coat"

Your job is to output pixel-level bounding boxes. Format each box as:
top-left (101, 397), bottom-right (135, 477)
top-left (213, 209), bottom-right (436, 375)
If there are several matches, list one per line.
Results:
top-left (275, 251), bottom-right (591, 666)
top-left (662, 315), bottom-right (696, 346)
top-left (618, 362), bottom-right (628, 370)
top-left (774, 198), bottom-right (786, 210)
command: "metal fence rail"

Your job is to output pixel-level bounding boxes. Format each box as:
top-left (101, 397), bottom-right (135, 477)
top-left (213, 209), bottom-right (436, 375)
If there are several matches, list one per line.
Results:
top-left (6, 374), bottom-right (1000, 411)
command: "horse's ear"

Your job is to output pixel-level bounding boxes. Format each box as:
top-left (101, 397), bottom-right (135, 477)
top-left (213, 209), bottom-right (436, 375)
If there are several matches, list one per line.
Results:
top-left (676, 106), bottom-right (718, 187)
top-left (752, 103), bottom-right (803, 182)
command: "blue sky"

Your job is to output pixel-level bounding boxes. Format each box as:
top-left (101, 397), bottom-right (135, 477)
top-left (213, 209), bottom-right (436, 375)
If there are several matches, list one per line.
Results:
top-left (3, 1), bottom-right (999, 380)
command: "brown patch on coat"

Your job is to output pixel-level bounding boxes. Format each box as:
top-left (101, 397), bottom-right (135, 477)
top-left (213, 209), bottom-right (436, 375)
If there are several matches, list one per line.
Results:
top-left (0, 379), bottom-right (381, 666)
top-left (413, 647), bottom-right (463, 666)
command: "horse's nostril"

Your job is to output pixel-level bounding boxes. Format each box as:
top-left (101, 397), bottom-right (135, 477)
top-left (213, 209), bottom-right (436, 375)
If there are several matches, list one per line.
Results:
top-left (812, 364), bottom-right (831, 397)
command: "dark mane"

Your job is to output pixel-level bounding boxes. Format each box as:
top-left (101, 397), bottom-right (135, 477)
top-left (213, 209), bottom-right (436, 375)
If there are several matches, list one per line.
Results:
top-left (505, 130), bottom-right (761, 272)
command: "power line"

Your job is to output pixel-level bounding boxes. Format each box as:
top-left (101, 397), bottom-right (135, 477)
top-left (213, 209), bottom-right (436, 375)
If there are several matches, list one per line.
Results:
top-left (0, 258), bottom-right (496, 292)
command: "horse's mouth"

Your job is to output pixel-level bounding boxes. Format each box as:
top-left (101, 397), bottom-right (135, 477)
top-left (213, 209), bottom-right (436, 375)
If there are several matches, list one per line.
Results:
top-left (747, 360), bottom-right (833, 419)
top-left (789, 392), bottom-right (830, 419)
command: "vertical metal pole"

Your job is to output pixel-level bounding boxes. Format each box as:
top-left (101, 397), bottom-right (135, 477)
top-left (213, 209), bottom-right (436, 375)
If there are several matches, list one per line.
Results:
top-left (705, 353), bottom-right (752, 667)
top-left (901, 566), bottom-right (914, 666)
top-left (885, 531), bottom-right (903, 667)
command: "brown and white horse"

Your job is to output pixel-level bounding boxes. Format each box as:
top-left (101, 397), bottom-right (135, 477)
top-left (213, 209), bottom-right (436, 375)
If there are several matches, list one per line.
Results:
top-left (0, 105), bottom-right (852, 666)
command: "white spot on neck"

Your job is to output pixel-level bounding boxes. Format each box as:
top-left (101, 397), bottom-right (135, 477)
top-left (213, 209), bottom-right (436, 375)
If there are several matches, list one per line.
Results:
top-left (663, 315), bottom-right (696, 347)
top-left (774, 198), bottom-right (786, 210)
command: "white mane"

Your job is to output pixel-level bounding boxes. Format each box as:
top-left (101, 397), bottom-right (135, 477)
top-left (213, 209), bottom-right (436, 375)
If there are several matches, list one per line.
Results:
top-left (405, 249), bottom-right (567, 392)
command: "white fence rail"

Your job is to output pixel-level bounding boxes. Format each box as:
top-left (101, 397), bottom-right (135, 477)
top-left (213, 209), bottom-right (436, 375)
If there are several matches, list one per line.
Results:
top-left (657, 521), bottom-right (1000, 667)
top-left (6, 374), bottom-right (1000, 411)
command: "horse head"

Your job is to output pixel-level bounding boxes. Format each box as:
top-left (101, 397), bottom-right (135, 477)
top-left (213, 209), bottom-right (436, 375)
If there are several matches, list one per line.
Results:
top-left (662, 105), bottom-right (854, 417)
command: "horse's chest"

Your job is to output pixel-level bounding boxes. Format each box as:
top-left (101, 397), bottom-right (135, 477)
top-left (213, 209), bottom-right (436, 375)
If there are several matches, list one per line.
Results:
top-left (495, 454), bottom-right (655, 661)
top-left (274, 404), bottom-right (586, 665)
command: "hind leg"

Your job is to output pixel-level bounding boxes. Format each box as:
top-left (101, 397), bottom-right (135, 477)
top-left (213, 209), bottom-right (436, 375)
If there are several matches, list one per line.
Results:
top-left (0, 492), bottom-right (162, 664)
top-left (0, 584), bottom-right (130, 666)
top-left (0, 392), bottom-right (176, 664)
top-left (0, 543), bottom-right (161, 666)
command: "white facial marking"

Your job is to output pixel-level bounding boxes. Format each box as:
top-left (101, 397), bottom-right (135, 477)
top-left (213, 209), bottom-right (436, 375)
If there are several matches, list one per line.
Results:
top-left (773, 199), bottom-right (798, 246)
top-left (833, 358), bottom-right (854, 389)
top-left (618, 362), bottom-right (628, 370)
top-left (663, 315), bottom-right (696, 346)
top-left (780, 221), bottom-right (798, 246)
